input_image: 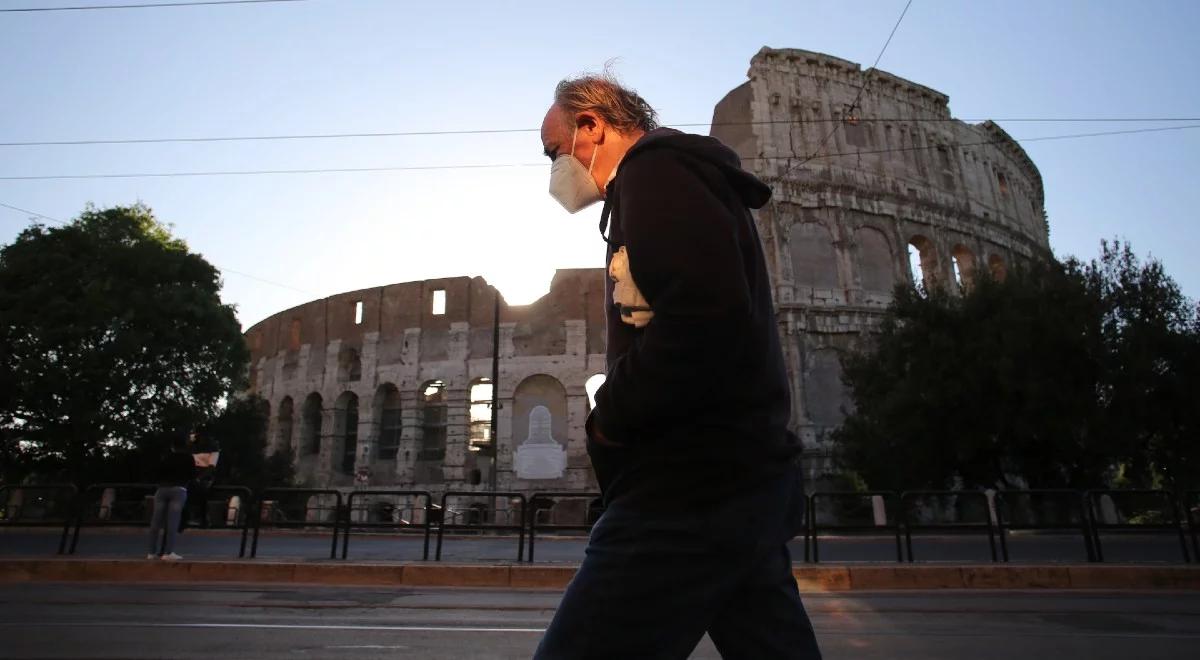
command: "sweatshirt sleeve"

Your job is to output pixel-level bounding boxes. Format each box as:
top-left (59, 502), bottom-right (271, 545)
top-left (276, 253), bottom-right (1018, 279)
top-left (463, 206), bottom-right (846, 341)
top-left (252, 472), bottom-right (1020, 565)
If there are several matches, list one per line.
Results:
top-left (592, 149), bottom-right (753, 444)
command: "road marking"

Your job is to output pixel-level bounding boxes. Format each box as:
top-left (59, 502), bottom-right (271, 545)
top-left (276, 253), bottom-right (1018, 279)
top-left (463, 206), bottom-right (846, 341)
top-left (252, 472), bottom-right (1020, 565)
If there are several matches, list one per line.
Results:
top-left (0, 622), bottom-right (547, 633)
top-left (1, 622), bottom-right (1199, 640)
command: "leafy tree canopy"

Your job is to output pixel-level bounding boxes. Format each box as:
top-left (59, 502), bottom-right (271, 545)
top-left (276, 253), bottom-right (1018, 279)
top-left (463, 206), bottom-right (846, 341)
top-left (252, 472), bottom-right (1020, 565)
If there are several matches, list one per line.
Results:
top-left (834, 240), bottom-right (1199, 492)
top-left (0, 203), bottom-right (248, 485)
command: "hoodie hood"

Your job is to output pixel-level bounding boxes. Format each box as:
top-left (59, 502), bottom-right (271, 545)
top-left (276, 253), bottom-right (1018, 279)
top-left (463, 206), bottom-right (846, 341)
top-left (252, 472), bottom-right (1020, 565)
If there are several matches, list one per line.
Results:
top-left (616, 127), bottom-right (773, 209)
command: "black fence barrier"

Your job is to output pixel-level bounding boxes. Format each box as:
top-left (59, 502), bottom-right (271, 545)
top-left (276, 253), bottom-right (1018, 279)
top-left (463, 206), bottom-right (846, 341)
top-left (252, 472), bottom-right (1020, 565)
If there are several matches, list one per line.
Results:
top-left (202, 486), bottom-right (255, 558)
top-left (994, 490), bottom-right (1093, 562)
top-left (0, 484), bottom-right (79, 555)
top-left (68, 483), bottom-right (159, 554)
top-left (341, 490), bottom-right (434, 560)
top-left (1187, 491), bottom-right (1200, 561)
top-left (435, 491), bottom-right (526, 562)
top-left (250, 488), bottom-right (343, 560)
top-left (527, 492), bottom-right (602, 563)
top-left (1085, 490), bottom-right (1190, 563)
top-left (808, 491), bottom-right (904, 563)
top-left (901, 491), bottom-right (1000, 562)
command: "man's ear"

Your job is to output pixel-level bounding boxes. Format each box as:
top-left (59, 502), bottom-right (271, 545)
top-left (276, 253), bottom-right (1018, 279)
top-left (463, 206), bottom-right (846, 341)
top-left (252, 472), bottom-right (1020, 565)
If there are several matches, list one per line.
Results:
top-left (575, 112), bottom-right (603, 142)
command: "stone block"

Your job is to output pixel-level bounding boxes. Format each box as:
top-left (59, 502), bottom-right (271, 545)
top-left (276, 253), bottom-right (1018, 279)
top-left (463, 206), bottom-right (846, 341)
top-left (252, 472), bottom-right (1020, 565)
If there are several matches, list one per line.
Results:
top-left (402, 563), bottom-right (510, 587)
top-left (510, 565), bottom-right (576, 589)
top-left (793, 566), bottom-right (851, 591)
top-left (849, 565), bottom-right (964, 590)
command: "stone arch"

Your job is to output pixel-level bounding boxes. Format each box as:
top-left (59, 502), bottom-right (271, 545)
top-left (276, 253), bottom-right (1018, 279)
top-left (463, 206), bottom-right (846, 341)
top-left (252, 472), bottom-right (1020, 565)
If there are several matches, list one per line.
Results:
top-left (512, 375), bottom-right (569, 480)
top-left (468, 377), bottom-right (494, 453)
top-left (805, 348), bottom-right (849, 427)
top-left (334, 391), bottom-right (359, 475)
top-left (417, 380), bottom-right (447, 463)
top-left (584, 373), bottom-right (606, 412)
top-left (373, 383), bottom-right (401, 461)
top-left (907, 234), bottom-right (939, 290)
top-left (988, 254), bottom-right (1008, 282)
top-left (276, 396), bottom-right (294, 453)
top-left (951, 244), bottom-right (978, 289)
top-left (299, 393), bottom-right (323, 456)
top-left (337, 346), bottom-right (362, 382)
top-left (854, 226), bottom-right (896, 295)
top-left (788, 222), bottom-right (840, 290)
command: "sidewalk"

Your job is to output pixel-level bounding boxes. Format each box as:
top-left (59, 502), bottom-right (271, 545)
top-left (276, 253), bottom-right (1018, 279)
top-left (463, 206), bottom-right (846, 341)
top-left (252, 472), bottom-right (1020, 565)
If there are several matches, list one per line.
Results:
top-left (2, 558), bottom-right (1198, 591)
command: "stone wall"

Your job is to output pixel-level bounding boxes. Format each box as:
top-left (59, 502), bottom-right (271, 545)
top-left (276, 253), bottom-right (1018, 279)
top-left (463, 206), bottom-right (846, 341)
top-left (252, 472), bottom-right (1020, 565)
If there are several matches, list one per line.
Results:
top-left (710, 47), bottom-right (1051, 480)
top-left (243, 269), bottom-right (608, 496)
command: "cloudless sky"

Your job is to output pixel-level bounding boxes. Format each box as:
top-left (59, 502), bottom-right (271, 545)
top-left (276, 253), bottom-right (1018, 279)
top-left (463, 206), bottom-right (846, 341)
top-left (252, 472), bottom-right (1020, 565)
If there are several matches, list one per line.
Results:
top-left (2, 0), bottom-right (1198, 329)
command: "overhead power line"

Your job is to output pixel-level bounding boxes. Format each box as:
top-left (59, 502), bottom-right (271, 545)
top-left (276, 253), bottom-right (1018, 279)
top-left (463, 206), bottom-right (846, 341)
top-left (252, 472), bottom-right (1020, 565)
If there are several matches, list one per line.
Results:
top-left (782, 0), bottom-right (914, 178)
top-left (3, 118), bottom-right (1199, 148)
top-left (0, 201), bottom-right (317, 295)
top-left (0, 0), bottom-right (307, 12)
top-left (1, 124), bottom-right (1195, 181)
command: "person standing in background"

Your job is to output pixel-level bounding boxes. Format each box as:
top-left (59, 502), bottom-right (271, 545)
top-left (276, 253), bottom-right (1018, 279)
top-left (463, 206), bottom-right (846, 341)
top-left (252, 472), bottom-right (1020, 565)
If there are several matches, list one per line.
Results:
top-left (147, 432), bottom-right (196, 560)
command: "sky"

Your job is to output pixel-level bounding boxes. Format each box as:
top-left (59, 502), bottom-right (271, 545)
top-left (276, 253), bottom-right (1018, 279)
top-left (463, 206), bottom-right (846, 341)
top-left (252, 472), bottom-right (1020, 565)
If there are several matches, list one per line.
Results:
top-left (1, 0), bottom-right (1198, 330)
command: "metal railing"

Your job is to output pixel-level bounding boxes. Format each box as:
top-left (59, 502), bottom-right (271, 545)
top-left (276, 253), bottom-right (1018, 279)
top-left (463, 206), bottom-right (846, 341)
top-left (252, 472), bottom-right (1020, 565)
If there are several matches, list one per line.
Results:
top-left (1187, 491), bottom-right (1200, 561)
top-left (1084, 490), bottom-right (1190, 563)
top-left (434, 491), bottom-right (526, 561)
top-left (341, 490), bottom-right (434, 560)
top-left (526, 492), bottom-right (602, 563)
top-left (900, 491), bottom-right (1001, 562)
top-left (249, 488), bottom-right (343, 559)
top-left (67, 483), bottom-right (159, 555)
top-left (0, 484), bottom-right (79, 555)
top-left (6, 484), bottom-right (1194, 565)
top-left (808, 491), bottom-right (904, 563)
top-left (994, 489), bottom-right (1093, 562)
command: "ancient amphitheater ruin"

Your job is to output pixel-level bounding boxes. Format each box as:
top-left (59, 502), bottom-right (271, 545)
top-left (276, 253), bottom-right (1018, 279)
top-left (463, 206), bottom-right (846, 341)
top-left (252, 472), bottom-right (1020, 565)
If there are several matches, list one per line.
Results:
top-left (243, 47), bottom-right (1050, 496)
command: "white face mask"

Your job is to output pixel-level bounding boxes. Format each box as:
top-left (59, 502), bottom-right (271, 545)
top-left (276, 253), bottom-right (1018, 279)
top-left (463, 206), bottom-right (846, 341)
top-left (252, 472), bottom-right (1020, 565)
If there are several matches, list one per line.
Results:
top-left (548, 127), bottom-right (602, 213)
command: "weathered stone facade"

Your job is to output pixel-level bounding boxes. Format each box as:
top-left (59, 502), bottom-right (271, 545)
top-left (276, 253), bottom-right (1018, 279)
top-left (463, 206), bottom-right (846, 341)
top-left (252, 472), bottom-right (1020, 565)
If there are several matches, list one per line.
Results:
top-left (243, 270), bottom-right (609, 496)
top-left (244, 47), bottom-right (1051, 493)
top-left (710, 47), bottom-right (1050, 477)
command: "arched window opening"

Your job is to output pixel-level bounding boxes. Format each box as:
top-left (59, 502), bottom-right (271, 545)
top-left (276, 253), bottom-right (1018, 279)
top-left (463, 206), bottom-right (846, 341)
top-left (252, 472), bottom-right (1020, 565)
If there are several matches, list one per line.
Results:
top-left (375, 384), bottom-right (401, 461)
top-left (469, 378), bottom-right (494, 453)
top-left (300, 393), bottom-right (323, 455)
top-left (419, 380), bottom-right (447, 461)
top-left (988, 254), bottom-right (1008, 282)
top-left (951, 245), bottom-right (977, 290)
top-left (854, 227), bottom-right (895, 295)
top-left (805, 349), bottom-right (850, 427)
top-left (584, 374), bottom-right (606, 412)
top-left (788, 222), bottom-right (840, 290)
top-left (335, 392), bottom-right (359, 475)
top-left (276, 396), bottom-right (294, 453)
top-left (907, 236), bottom-right (938, 292)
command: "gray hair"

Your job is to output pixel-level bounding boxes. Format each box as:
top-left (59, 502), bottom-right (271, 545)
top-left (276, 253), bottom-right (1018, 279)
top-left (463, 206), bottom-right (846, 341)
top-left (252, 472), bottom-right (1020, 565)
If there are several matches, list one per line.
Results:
top-left (554, 73), bottom-right (659, 134)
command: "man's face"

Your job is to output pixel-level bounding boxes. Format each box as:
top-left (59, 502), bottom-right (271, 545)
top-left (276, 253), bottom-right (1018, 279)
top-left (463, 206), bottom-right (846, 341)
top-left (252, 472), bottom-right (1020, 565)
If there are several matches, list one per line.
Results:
top-left (541, 104), bottom-right (600, 179)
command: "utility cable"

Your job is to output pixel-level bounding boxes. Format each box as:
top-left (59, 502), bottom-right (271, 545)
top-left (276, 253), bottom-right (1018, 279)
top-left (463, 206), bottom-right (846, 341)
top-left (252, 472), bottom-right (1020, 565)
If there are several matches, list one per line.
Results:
top-left (0, 0), bottom-right (308, 12)
top-left (4, 124), bottom-right (1194, 181)
top-left (10, 117), bottom-right (1199, 148)
top-left (0, 201), bottom-right (317, 295)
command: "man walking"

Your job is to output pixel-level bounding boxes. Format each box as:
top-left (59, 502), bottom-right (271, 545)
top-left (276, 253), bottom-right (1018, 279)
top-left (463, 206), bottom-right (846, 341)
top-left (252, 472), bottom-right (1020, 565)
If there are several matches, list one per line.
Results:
top-left (535, 74), bottom-right (823, 659)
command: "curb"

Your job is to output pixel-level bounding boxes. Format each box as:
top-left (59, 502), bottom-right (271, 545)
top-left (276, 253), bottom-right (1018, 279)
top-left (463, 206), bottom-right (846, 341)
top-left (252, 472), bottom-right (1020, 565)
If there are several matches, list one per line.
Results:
top-left (2, 559), bottom-right (1198, 591)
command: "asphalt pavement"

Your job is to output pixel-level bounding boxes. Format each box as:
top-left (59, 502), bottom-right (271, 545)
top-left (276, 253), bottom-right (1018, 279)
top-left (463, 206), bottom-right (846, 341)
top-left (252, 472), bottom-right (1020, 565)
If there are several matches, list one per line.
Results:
top-left (2, 525), bottom-right (1193, 563)
top-left (1, 582), bottom-right (1198, 659)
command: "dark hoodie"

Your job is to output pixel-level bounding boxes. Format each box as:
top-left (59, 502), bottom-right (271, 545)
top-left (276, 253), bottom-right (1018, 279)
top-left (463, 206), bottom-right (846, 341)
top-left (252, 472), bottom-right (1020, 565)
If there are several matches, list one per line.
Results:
top-left (588, 127), bottom-right (801, 509)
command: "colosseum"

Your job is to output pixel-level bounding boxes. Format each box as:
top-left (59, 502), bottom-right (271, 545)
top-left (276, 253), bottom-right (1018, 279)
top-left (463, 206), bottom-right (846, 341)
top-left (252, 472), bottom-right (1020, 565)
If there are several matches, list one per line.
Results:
top-left (243, 47), bottom-right (1050, 494)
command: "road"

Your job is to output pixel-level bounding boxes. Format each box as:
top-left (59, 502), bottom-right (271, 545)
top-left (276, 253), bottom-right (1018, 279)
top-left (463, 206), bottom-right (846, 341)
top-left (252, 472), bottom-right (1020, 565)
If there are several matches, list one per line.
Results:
top-left (1, 583), bottom-right (1198, 659)
top-left (2, 527), bottom-right (1193, 563)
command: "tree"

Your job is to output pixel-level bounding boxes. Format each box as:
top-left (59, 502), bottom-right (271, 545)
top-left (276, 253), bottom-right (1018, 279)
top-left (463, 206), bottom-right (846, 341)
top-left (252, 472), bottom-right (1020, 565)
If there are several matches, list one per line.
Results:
top-left (201, 394), bottom-right (294, 491)
top-left (1087, 241), bottom-right (1200, 490)
top-left (0, 204), bottom-right (248, 486)
top-left (834, 240), bottom-right (1198, 492)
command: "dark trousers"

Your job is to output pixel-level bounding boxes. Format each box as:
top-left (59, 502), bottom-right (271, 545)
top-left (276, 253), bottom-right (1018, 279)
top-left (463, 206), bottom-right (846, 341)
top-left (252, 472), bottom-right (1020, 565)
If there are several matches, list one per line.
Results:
top-left (534, 465), bottom-right (822, 660)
